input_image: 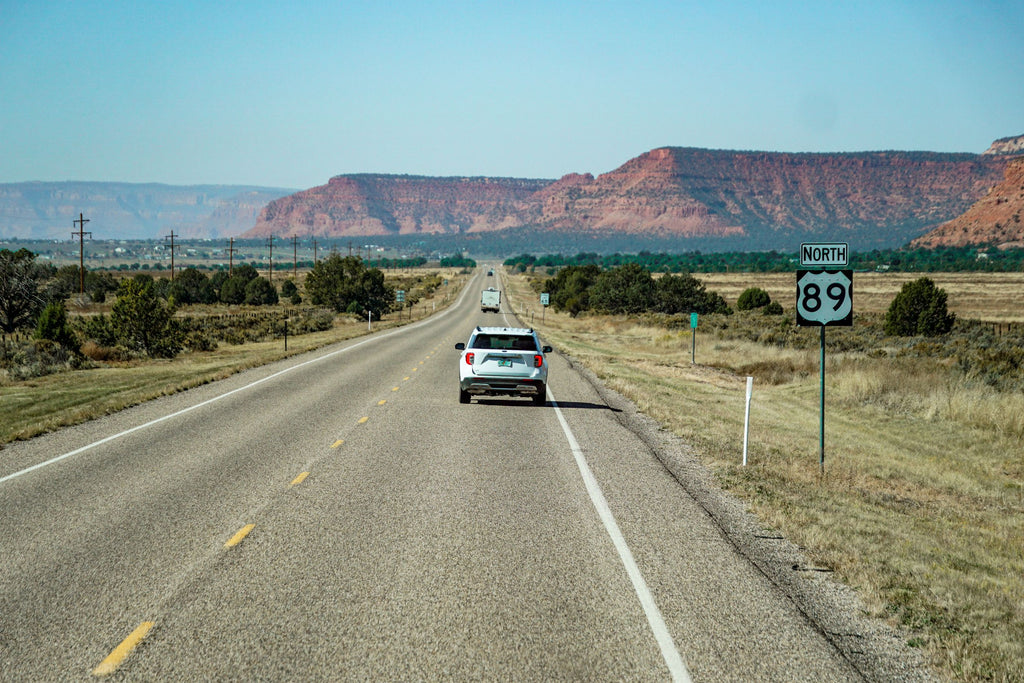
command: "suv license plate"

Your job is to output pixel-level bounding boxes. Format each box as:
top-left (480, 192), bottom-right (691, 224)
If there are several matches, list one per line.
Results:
top-left (498, 359), bottom-right (513, 367)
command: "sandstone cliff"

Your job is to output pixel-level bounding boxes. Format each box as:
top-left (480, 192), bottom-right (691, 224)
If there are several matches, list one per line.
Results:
top-left (246, 146), bottom-right (1008, 249)
top-left (983, 134), bottom-right (1024, 156)
top-left (911, 157), bottom-right (1024, 248)
top-left (524, 147), bottom-right (1005, 245)
top-left (248, 175), bottom-right (549, 238)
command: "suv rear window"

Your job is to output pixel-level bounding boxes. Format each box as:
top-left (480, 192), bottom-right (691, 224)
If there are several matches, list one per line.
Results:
top-left (470, 334), bottom-right (537, 351)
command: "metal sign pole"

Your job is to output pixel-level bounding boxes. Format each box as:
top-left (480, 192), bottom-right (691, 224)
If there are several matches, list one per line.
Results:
top-left (796, 246), bottom-right (852, 478)
top-left (819, 325), bottom-right (826, 475)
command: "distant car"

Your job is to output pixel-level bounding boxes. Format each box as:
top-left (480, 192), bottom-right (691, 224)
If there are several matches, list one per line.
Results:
top-left (487, 269), bottom-right (494, 276)
top-left (455, 326), bottom-right (552, 405)
top-left (480, 287), bottom-right (501, 312)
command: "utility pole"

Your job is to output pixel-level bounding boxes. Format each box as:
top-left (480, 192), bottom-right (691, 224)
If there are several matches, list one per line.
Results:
top-left (312, 238), bottom-right (319, 265)
top-left (292, 236), bottom-right (299, 278)
top-left (227, 237), bottom-right (237, 276)
top-left (72, 213), bottom-right (91, 294)
top-left (266, 236), bottom-right (275, 282)
top-left (165, 230), bottom-right (179, 281)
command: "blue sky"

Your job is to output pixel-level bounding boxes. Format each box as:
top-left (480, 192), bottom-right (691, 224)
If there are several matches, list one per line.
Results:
top-left (1, 0), bottom-right (1021, 189)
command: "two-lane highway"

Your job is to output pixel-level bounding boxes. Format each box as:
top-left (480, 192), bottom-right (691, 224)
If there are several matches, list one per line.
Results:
top-left (0, 269), bottom-right (923, 680)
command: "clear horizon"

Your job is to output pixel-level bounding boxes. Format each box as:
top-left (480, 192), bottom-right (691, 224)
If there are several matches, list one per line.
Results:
top-left (2, 1), bottom-right (1021, 190)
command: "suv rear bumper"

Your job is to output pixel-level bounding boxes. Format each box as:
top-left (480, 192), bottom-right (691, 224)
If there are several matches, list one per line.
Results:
top-left (461, 378), bottom-right (544, 396)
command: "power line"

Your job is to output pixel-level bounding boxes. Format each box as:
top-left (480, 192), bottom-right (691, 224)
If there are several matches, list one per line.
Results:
top-left (164, 230), bottom-right (179, 281)
top-left (72, 213), bottom-right (91, 294)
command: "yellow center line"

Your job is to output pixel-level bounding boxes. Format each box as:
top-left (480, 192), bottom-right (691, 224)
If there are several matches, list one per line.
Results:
top-left (92, 621), bottom-right (154, 677)
top-left (411, 367), bottom-right (418, 372)
top-left (358, 416), bottom-right (369, 424)
top-left (225, 523), bottom-right (255, 548)
top-left (289, 471), bottom-right (309, 487)
top-left (331, 439), bottom-right (345, 448)
top-left (378, 399), bottom-right (387, 406)
top-left (403, 376), bottom-right (411, 381)
top-left (392, 386), bottom-right (399, 392)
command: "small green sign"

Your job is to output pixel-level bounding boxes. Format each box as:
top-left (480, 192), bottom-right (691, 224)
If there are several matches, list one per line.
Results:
top-left (690, 312), bottom-right (699, 329)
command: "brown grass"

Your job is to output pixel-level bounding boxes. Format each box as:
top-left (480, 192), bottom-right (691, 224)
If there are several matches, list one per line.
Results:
top-left (696, 271), bottom-right (1024, 323)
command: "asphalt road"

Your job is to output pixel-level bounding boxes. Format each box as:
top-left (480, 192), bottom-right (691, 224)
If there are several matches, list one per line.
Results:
top-left (0, 269), bottom-right (932, 681)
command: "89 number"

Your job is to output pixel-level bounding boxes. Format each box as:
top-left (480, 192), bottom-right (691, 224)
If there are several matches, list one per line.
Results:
top-left (800, 281), bottom-right (847, 313)
top-left (796, 270), bottom-right (853, 326)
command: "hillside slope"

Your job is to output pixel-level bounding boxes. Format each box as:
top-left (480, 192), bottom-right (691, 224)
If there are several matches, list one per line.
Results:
top-left (912, 157), bottom-right (1024, 248)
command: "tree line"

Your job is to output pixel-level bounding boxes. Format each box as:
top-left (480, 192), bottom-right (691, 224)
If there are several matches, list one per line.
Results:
top-left (540, 263), bottom-right (732, 317)
top-left (1, 248), bottom-right (407, 361)
top-left (506, 246), bottom-right (1024, 273)
top-left (537, 260), bottom-right (954, 337)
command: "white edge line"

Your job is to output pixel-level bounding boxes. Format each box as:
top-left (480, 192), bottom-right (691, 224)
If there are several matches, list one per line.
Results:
top-left (0, 280), bottom-right (473, 487)
top-left (550, 387), bottom-right (692, 683)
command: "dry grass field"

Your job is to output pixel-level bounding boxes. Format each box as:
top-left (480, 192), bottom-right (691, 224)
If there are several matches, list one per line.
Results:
top-left (697, 271), bottom-right (1024, 323)
top-left (505, 269), bottom-right (1024, 682)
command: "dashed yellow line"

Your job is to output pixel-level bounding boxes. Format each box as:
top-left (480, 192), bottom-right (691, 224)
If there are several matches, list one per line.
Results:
top-left (392, 386), bottom-right (399, 392)
top-left (331, 439), bottom-right (345, 448)
top-left (289, 471), bottom-right (309, 487)
top-left (92, 621), bottom-right (154, 677)
top-left (377, 399), bottom-right (387, 406)
top-left (225, 524), bottom-right (255, 548)
top-left (358, 416), bottom-right (369, 424)
top-left (403, 376), bottom-right (411, 381)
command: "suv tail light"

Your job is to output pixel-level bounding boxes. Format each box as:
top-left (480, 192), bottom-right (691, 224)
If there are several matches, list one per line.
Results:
top-left (465, 352), bottom-right (475, 365)
top-left (534, 354), bottom-right (543, 368)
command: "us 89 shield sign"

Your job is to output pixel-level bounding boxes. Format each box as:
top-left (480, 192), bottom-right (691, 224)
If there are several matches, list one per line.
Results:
top-left (796, 270), bottom-right (853, 326)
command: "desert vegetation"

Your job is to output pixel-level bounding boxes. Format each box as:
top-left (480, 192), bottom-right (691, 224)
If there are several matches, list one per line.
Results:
top-left (506, 266), bottom-right (1023, 682)
top-left (0, 247), bottom-right (466, 439)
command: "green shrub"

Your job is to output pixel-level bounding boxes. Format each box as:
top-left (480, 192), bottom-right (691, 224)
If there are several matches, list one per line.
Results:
top-left (75, 313), bottom-right (118, 347)
top-left (244, 277), bottom-right (278, 305)
top-left (35, 301), bottom-right (78, 351)
top-left (884, 277), bottom-right (955, 336)
top-left (590, 264), bottom-right (655, 314)
top-left (111, 278), bottom-right (183, 358)
top-left (737, 287), bottom-right (772, 311)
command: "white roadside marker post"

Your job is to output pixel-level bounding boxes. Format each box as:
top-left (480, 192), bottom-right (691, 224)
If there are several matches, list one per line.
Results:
top-left (743, 376), bottom-right (753, 466)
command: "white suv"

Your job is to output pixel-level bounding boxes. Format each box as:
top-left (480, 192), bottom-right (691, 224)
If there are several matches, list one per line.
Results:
top-left (455, 327), bottom-right (552, 405)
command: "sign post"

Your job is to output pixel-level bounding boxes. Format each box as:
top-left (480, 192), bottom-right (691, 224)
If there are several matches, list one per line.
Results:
top-left (689, 312), bottom-right (698, 364)
top-left (396, 289), bottom-right (405, 320)
top-left (541, 292), bottom-right (549, 323)
top-left (796, 243), bottom-right (852, 475)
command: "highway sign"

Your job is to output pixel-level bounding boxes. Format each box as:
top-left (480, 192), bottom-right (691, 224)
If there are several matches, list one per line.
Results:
top-left (796, 270), bottom-right (853, 326)
top-left (540, 292), bottom-right (550, 306)
top-left (800, 242), bottom-right (848, 268)
top-left (396, 289), bottom-right (405, 302)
